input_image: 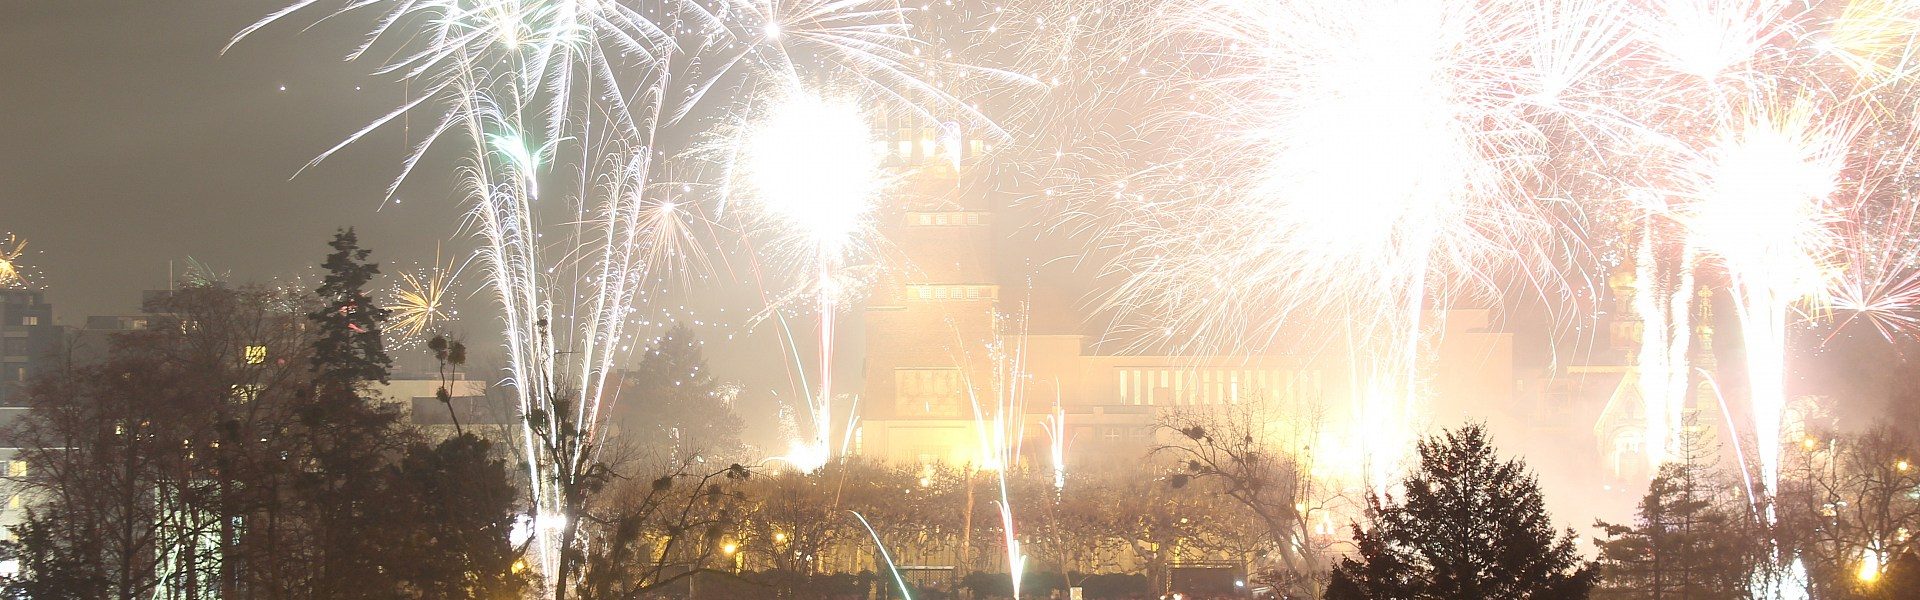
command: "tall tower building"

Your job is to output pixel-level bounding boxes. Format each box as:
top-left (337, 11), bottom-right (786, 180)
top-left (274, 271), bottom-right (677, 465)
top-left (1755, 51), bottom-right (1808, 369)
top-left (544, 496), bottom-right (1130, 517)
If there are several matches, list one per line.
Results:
top-left (858, 121), bottom-right (1004, 465)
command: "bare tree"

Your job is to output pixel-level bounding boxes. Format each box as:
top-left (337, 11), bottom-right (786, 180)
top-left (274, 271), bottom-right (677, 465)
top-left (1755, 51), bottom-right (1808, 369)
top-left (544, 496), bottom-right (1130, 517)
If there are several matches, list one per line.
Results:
top-left (1153, 405), bottom-right (1336, 596)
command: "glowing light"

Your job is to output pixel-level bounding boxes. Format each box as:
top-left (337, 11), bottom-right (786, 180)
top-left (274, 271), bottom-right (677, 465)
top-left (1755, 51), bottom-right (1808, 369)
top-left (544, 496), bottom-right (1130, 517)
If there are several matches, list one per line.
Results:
top-left (739, 89), bottom-right (884, 262)
top-left (0, 234), bottom-right (29, 289)
top-left (387, 247), bottom-right (460, 348)
top-left (1677, 97), bottom-right (1855, 518)
top-left (244, 345), bottom-right (269, 365)
top-left (1859, 544), bottom-right (1885, 582)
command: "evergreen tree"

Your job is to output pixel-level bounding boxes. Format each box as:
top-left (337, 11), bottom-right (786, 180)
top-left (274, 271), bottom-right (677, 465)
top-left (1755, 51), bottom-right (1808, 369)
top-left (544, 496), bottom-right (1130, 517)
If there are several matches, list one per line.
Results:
top-left (1327, 425), bottom-right (1595, 600)
top-left (309, 228), bottom-right (393, 388)
top-left (300, 229), bottom-right (407, 599)
top-left (614, 323), bottom-right (744, 461)
top-left (1593, 423), bottom-right (1761, 600)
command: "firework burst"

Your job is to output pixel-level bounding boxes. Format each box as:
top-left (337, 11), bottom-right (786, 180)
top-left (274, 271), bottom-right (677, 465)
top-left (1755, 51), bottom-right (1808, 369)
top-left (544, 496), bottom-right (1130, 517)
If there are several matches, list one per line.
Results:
top-left (0, 234), bottom-right (30, 289)
top-left (1671, 95), bottom-right (1858, 518)
top-left (248, 0), bottom-right (1024, 583)
top-left (1065, 0), bottom-right (1639, 485)
top-left (386, 247), bottom-right (462, 348)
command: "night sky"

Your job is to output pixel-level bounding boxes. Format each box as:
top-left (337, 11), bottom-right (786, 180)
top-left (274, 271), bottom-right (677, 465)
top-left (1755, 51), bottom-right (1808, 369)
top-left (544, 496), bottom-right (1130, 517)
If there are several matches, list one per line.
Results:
top-left (0, 2), bottom-right (1075, 448)
top-left (3, 2), bottom-right (461, 323)
top-left (0, 2), bottom-right (821, 437)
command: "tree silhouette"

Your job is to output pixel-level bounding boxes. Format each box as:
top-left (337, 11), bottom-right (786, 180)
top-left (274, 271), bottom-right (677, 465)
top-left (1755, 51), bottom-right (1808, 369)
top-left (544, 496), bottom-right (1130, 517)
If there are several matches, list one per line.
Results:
top-left (613, 323), bottom-right (744, 463)
top-left (1327, 425), bottom-right (1594, 600)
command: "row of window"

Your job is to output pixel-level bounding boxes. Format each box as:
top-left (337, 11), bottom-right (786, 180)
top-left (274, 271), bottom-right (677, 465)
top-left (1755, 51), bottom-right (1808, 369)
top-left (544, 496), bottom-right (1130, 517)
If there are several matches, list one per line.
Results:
top-left (905, 211), bottom-right (988, 227)
top-left (878, 127), bottom-right (989, 164)
top-left (904, 284), bottom-right (997, 302)
top-left (1114, 368), bottom-right (1310, 406)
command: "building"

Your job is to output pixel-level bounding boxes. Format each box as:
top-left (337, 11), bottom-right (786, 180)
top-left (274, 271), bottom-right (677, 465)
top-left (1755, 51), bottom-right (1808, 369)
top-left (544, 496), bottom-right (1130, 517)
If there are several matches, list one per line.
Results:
top-left (0, 290), bottom-right (62, 407)
top-left (849, 134), bottom-right (1518, 471)
top-left (0, 290), bottom-right (63, 556)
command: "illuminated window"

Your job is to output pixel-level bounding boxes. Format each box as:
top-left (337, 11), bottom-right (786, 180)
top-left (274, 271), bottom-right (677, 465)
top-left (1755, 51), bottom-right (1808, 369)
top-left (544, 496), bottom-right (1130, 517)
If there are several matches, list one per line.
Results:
top-left (244, 345), bottom-right (268, 365)
top-left (7, 461), bottom-right (23, 478)
top-left (19, 316), bottom-right (36, 326)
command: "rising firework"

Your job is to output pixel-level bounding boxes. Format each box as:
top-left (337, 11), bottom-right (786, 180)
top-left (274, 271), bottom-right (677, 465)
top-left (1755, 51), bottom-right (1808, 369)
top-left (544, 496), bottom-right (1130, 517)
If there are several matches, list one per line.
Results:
top-left (727, 85), bottom-right (888, 470)
top-left (245, 0), bottom-right (1023, 585)
top-left (1672, 96), bottom-right (1857, 520)
top-left (1072, 0), bottom-right (1635, 486)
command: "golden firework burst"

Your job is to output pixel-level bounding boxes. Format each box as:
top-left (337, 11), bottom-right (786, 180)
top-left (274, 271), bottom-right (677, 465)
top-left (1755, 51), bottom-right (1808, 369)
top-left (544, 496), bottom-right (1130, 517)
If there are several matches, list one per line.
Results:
top-left (388, 247), bottom-right (459, 347)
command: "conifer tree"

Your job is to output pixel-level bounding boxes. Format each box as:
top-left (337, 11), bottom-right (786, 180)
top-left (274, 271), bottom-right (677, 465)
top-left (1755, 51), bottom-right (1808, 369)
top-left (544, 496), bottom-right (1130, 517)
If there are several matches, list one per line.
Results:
top-left (300, 229), bottom-right (405, 598)
top-left (1593, 421), bottom-right (1761, 599)
top-left (615, 323), bottom-right (744, 461)
top-left (1327, 425), bottom-right (1595, 600)
top-left (310, 228), bottom-right (393, 389)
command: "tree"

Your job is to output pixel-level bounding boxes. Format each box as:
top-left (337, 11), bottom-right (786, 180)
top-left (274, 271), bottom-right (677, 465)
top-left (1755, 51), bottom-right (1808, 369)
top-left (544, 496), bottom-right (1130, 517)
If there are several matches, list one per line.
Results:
top-left (1154, 406), bottom-right (1331, 596)
top-left (1776, 426), bottom-right (1920, 599)
top-left (1593, 421), bottom-right (1761, 600)
top-left (613, 323), bottom-right (745, 463)
top-left (1326, 424), bottom-right (1595, 600)
top-left (308, 228), bottom-right (393, 388)
top-left (2, 283), bottom-right (318, 599)
top-left (572, 463), bottom-right (752, 600)
top-left (298, 229), bottom-right (410, 599)
top-left (381, 434), bottom-right (527, 599)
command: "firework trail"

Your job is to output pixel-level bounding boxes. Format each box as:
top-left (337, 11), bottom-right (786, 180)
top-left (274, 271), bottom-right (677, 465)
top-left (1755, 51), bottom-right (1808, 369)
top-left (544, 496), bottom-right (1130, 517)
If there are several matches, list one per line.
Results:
top-left (1672, 97), bottom-right (1857, 521)
top-left (1040, 395), bottom-right (1067, 491)
top-left (242, 0), bottom-right (1028, 584)
top-left (1627, 218), bottom-right (1699, 470)
top-left (850, 511), bottom-right (914, 600)
top-left (1044, 0), bottom-right (1645, 485)
top-left (960, 307), bottom-right (1034, 598)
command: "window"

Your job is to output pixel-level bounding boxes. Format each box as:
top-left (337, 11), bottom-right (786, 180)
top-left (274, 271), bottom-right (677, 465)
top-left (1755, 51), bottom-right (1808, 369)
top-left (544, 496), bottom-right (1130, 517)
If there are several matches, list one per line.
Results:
top-left (6, 461), bottom-right (22, 478)
top-left (904, 284), bottom-right (998, 302)
top-left (19, 316), bottom-right (36, 326)
top-left (896, 368), bottom-right (963, 417)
